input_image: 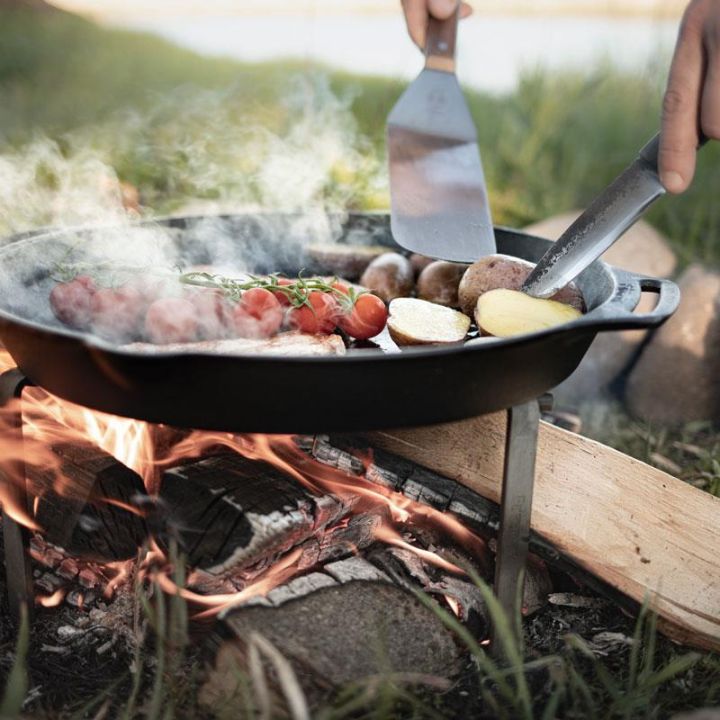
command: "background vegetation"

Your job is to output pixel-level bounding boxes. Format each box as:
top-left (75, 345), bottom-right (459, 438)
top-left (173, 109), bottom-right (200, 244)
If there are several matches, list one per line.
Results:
top-left (2, 3), bottom-right (720, 266)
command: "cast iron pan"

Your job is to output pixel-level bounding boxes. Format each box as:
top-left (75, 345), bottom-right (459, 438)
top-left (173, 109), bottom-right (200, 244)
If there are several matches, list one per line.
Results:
top-left (0, 213), bottom-right (679, 433)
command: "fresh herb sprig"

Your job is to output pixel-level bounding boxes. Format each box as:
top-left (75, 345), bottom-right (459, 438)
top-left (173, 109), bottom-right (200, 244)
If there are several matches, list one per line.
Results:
top-left (179, 271), bottom-right (364, 310)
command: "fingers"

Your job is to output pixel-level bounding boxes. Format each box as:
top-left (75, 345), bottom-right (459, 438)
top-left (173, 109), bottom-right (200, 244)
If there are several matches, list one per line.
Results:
top-left (701, 21), bottom-right (720, 140)
top-left (401, 0), bottom-right (473, 50)
top-left (428, 0), bottom-right (461, 19)
top-left (402, 0), bottom-right (428, 48)
top-left (659, 6), bottom-right (705, 193)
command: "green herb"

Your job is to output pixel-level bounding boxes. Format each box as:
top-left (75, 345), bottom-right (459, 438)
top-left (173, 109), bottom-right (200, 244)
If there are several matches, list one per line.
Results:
top-left (179, 271), bottom-right (364, 310)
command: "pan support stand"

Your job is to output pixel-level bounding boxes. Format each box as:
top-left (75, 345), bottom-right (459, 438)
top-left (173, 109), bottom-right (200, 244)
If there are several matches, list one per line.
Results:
top-left (491, 395), bottom-right (548, 659)
top-left (0, 368), bottom-right (33, 626)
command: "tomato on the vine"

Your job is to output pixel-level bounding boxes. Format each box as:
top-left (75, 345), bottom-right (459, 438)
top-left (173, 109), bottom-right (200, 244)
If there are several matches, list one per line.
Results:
top-left (234, 287), bottom-right (284, 338)
top-left (338, 293), bottom-right (388, 340)
top-left (287, 291), bottom-right (340, 334)
top-left (270, 277), bottom-right (295, 307)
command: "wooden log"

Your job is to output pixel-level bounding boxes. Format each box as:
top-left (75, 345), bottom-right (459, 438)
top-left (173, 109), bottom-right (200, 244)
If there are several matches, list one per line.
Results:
top-left (29, 443), bottom-right (148, 561)
top-left (159, 453), bottom-right (356, 576)
top-left (365, 414), bottom-right (720, 652)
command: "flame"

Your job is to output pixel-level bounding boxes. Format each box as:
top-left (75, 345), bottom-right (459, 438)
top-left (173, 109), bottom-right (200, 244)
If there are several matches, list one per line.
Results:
top-left (0, 348), bottom-right (488, 616)
top-left (37, 588), bottom-right (66, 608)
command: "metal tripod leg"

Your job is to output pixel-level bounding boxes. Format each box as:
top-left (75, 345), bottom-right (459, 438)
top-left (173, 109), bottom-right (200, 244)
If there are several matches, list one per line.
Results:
top-left (0, 368), bottom-right (33, 625)
top-left (492, 398), bottom-right (541, 655)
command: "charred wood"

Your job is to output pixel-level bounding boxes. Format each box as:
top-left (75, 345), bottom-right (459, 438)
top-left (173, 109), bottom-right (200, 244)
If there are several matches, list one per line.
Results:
top-left (29, 443), bottom-right (148, 562)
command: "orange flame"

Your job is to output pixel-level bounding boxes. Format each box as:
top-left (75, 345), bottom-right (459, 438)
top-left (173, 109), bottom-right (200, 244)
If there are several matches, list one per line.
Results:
top-left (0, 348), bottom-right (487, 616)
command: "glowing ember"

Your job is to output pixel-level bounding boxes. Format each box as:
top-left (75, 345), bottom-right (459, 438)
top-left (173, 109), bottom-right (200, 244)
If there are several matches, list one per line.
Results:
top-left (37, 588), bottom-right (66, 608)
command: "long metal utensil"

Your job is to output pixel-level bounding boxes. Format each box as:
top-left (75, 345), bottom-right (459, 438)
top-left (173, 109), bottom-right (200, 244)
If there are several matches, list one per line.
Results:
top-left (523, 133), bottom-right (703, 298)
top-left (387, 2), bottom-right (495, 262)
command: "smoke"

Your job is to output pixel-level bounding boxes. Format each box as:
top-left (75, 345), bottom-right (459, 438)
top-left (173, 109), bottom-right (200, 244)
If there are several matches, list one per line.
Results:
top-left (0, 73), bottom-right (386, 240)
top-left (0, 74), bottom-right (388, 338)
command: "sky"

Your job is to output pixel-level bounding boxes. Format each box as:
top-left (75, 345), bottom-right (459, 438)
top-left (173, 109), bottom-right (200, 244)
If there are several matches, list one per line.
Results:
top-left (51, 0), bottom-right (686, 19)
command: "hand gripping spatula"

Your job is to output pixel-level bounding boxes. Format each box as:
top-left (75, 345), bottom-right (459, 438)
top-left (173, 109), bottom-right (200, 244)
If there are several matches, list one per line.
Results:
top-left (388, 3), bottom-right (496, 262)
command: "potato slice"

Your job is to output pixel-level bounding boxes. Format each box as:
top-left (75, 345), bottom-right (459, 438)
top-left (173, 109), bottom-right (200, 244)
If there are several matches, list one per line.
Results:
top-left (388, 298), bottom-right (471, 346)
top-left (458, 254), bottom-right (585, 316)
top-left (475, 289), bottom-right (582, 337)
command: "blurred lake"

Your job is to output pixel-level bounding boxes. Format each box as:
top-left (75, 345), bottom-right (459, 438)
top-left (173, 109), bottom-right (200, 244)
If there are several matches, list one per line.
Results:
top-left (114, 12), bottom-right (681, 93)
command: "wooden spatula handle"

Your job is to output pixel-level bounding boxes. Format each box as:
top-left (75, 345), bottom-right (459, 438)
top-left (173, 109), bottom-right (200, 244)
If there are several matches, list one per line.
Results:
top-left (425, 1), bottom-right (459, 73)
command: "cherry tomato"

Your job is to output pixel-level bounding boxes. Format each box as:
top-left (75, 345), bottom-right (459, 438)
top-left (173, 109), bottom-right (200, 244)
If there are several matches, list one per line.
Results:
top-left (90, 286), bottom-right (146, 342)
top-left (145, 297), bottom-right (199, 344)
top-left (50, 276), bottom-right (97, 330)
top-left (337, 293), bottom-right (388, 340)
top-left (187, 289), bottom-right (234, 340)
top-left (270, 277), bottom-right (295, 307)
top-left (233, 287), bottom-right (284, 338)
top-left (331, 281), bottom-right (350, 296)
top-left (287, 291), bottom-right (340, 334)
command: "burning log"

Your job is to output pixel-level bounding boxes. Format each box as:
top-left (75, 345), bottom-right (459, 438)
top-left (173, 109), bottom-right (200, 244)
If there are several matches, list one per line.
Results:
top-left (28, 443), bottom-right (148, 562)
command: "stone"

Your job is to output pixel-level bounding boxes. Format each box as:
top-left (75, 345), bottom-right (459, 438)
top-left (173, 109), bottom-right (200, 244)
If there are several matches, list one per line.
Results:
top-left (524, 211), bottom-right (678, 408)
top-left (671, 711), bottom-right (720, 720)
top-left (625, 265), bottom-right (720, 424)
top-left (208, 580), bottom-right (460, 699)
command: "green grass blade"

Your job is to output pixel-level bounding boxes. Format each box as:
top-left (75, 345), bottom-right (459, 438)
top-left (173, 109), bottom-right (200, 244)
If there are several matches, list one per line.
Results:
top-left (0, 605), bottom-right (29, 719)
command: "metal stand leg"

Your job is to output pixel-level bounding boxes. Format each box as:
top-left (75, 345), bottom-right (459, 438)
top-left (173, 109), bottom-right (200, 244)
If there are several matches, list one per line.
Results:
top-left (0, 368), bottom-right (33, 625)
top-left (492, 398), bottom-right (541, 655)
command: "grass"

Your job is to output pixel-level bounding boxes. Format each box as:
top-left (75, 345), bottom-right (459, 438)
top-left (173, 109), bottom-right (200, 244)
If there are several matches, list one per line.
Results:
top-left (2, 4), bottom-right (720, 264)
top-left (2, 562), bottom-right (718, 719)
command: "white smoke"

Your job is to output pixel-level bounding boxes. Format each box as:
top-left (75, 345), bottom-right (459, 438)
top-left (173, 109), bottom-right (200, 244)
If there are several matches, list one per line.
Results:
top-left (0, 73), bottom-right (386, 242)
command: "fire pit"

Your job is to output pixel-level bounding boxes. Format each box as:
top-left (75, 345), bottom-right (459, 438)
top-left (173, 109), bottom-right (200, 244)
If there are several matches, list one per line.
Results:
top-left (0, 212), bottom-right (681, 685)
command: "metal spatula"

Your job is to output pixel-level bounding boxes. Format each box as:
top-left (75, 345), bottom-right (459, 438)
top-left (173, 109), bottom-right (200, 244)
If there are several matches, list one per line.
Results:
top-left (388, 3), bottom-right (495, 263)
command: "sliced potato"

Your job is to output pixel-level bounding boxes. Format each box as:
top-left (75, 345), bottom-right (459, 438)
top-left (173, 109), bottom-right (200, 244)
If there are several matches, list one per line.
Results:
top-left (360, 253), bottom-right (414, 302)
top-left (417, 261), bottom-right (468, 307)
top-left (387, 298), bottom-right (470, 346)
top-left (458, 254), bottom-right (585, 316)
top-left (475, 289), bottom-right (582, 337)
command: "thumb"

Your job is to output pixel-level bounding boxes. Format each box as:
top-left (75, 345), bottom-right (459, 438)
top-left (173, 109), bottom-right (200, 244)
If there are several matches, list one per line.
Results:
top-left (427, 0), bottom-right (458, 20)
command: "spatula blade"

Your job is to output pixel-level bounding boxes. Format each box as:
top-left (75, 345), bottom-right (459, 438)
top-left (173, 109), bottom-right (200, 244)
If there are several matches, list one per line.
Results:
top-left (388, 68), bottom-right (495, 263)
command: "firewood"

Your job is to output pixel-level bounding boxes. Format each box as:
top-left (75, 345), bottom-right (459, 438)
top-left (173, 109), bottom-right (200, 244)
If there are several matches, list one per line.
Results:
top-left (159, 453), bottom-right (357, 576)
top-left (365, 415), bottom-right (720, 652)
top-left (29, 443), bottom-right (147, 561)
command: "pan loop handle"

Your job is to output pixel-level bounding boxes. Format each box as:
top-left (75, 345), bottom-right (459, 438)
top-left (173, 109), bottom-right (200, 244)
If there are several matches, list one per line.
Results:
top-left (574, 270), bottom-right (680, 332)
top-left (425, 1), bottom-right (460, 73)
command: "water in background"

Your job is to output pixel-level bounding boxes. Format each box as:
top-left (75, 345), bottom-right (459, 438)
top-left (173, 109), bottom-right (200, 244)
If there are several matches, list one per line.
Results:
top-left (114, 13), bottom-right (680, 92)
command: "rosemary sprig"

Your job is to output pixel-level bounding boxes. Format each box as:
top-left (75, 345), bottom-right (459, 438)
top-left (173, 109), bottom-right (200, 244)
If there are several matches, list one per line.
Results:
top-left (179, 271), bottom-right (363, 310)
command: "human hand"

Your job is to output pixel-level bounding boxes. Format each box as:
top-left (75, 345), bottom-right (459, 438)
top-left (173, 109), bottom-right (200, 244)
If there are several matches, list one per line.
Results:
top-left (660, 0), bottom-right (719, 193)
top-left (401, 0), bottom-right (473, 50)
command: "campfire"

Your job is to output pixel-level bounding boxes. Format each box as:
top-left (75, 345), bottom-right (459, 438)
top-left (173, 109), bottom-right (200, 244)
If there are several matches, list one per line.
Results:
top-left (0, 346), bottom-right (525, 695)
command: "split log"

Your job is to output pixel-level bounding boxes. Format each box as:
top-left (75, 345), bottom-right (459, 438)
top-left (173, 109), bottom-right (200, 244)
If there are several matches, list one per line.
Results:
top-left (159, 453), bottom-right (357, 579)
top-left (363, 414), bottom-right (720, 652)
top-left (29, 443), bottom-right (147, 561)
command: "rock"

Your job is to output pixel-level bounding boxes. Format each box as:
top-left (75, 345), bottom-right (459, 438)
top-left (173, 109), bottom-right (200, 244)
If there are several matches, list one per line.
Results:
top-left (625, 265), bottom-right (720, 424)
top-left (524, 212), bottom-right (678, 408)
top-left (671, 711), bottom-right (720, 720)
top-left (202, 580), bottom-right (461, 706)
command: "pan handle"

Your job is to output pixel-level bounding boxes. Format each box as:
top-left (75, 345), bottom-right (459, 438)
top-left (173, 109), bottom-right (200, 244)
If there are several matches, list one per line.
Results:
top-left (574, 270), bottom-right (680, 332)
